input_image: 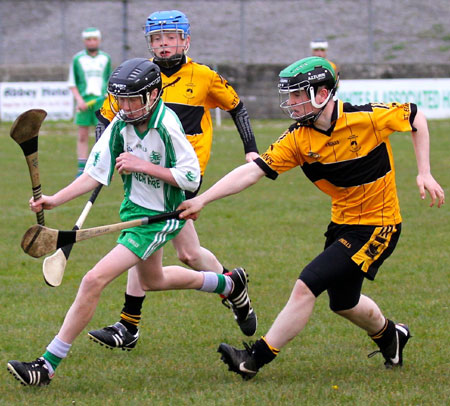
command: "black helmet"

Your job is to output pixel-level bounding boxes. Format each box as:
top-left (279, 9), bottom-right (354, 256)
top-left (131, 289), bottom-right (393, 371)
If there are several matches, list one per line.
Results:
top-left (108, 58), bottom-right (162, 124)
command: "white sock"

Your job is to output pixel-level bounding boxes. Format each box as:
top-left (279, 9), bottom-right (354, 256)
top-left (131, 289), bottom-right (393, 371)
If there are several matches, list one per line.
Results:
top-left (46, 335), bottom-right (71, 359)
top-left (198, 272), bottom-right (233, 295)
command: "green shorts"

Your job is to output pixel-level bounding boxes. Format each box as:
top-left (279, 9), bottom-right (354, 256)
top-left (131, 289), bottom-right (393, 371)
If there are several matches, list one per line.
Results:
top-left (117, 199), bottom-right (185, 260)
top-left (75, 95), bottom-right (104, 126)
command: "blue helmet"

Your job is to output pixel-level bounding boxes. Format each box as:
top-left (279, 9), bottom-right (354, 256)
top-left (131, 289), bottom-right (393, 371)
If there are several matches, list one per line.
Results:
top-left (145, 10), bottom-right (190, 38)
top-left (144, 10), bottom-right (190, 68)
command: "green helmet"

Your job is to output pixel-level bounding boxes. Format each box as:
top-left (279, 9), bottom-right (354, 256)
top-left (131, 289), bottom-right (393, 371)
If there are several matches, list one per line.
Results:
top-left (278, 57), bottom-right (338, 123)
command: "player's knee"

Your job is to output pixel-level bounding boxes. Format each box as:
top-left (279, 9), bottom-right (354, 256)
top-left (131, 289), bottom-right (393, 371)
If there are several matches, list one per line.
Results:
top-left (177, 249), bottom-right (201, 266)
top-left (139, 275), bottom-right (165, 291)
top-left (80, 269), bottom-right (108, 293)
top-left (289, 280), bottom-right (316, 305)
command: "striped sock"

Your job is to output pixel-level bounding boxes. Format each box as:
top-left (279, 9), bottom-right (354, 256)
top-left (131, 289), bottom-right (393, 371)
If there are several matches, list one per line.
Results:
top-left (199, 272), bottom-right (233, 296)
top-left (251, 336), bottom-right (279, 368)
top-left (370, 318), bottom-right (396, 349)
top-left (119, 293), bottom-right (145, 335)
top-left (43, 336), bottom-right (71, 372)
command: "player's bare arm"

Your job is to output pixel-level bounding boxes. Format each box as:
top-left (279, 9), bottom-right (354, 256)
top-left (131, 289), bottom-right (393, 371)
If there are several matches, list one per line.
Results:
top-left (411, 110), bottom-right (445, 207)
top-left (30, 172), bottom-right (101, 212)
top-left (245, 152), bottom-right (260, 162)
top-left (179, 161), bottom-right (265, 219)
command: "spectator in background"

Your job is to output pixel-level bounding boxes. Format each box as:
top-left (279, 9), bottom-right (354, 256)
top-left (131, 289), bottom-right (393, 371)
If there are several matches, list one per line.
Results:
top-left (310, 38), bottom-right (339, 76)
top-left (68, 27), bottom-right (112, 177)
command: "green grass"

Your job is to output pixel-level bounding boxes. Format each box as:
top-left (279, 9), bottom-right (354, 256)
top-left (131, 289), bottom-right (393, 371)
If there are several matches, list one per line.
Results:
top-left (0, 118), bottom-right (449, 405)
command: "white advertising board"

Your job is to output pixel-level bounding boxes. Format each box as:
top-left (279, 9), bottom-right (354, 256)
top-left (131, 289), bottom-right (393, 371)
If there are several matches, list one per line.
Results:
top-left (338, 78), bottom-right (450, 119)
top-left (0, 82), bottom-right (74, 121)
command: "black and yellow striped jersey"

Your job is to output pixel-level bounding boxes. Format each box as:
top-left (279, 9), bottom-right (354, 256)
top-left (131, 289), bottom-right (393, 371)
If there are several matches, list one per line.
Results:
top-left (99, 57), bottom-right (240, 175)
top-left (257, 100), bottom-right (417, 226)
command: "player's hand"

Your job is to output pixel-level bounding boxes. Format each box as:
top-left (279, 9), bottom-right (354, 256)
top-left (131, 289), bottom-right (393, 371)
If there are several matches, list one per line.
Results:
top-left (177, 197), bottom-right (204, 221)
top-left (416, 173), bottom-right (445, 208)
top-left (29, 195), bottom-right (56, 212)
top-left (245, 152), bottom-right (260, 162)
top-left (77, 100), bottom-right (88, 112)
top-left (116, 152), bottom-right (143, 175)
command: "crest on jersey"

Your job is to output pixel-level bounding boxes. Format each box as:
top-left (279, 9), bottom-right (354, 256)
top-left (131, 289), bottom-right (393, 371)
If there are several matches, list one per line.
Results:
top-left (184, 82), bottom-right (195, 99)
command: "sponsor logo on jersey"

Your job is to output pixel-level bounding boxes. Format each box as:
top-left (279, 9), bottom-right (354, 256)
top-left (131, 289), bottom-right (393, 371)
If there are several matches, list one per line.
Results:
top-left (150, 150), bottom-right (162, 165)
top-left (326, 140), bottom-right (339, 147)
top-left (135, 143), bottom-right (148, 152)
top-left (133, 172), bottom-right (161, 189)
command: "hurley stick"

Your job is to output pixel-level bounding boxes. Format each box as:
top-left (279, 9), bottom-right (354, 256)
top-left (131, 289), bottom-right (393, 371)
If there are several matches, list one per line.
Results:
top-left (21, 210), bottom-right (182, 258)
top-left (10, 109), bottom-right (47, 225)
top-left (42, 184), bottom-right (103, 287)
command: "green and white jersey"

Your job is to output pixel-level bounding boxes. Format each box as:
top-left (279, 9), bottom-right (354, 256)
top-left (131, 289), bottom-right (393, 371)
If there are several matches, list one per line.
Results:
top-left (85, 100), bottom-right (200, 212)
top-left (68, 49), bottom-right (111, 98)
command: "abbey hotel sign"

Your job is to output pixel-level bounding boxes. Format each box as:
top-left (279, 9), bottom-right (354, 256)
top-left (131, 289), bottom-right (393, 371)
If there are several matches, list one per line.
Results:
top-left (0, 82), bottom-right (73, 121)
top-left (1, 79), bottom-right (450, 121)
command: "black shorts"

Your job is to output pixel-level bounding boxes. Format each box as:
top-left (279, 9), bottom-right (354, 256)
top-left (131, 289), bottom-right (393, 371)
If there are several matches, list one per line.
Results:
top-left (299, 222), bottom-right (401, 311)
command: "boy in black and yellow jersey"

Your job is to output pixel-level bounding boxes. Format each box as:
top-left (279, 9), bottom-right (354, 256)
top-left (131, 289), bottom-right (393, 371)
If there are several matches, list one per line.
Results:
top-left (179, 57), bottom-right (445, 379)
top-left (88, 10), bottom-right (259, 350)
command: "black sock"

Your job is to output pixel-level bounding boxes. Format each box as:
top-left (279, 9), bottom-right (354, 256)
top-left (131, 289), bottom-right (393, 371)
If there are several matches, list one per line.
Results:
top-left (252, 337), bottom-right (279, 368)
top-left (119, 293), bottom-right (145, 335)
top-left (370, 319), bottom-right (396, 350)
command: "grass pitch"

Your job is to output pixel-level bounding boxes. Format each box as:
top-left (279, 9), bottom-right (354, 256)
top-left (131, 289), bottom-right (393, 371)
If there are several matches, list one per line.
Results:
top-left (0, 118), bottom-right (449, 405)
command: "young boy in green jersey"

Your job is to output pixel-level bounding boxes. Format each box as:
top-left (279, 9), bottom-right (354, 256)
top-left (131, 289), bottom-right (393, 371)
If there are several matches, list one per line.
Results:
top-left (7, 58), bottom-right (254, 386)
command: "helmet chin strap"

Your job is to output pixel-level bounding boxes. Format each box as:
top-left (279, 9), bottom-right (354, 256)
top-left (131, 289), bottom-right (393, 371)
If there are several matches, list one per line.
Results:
top-left (307, 81), bottom-right (339, 124)
top-left (309, 86), bottom-right (333, 109)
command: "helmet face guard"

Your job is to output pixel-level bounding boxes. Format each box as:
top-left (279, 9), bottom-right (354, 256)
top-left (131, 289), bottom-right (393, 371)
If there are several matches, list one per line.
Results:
top-left (279, 79), bottom-right (317, 122)
top-left (144, 10), bottom-right (190, 69)
top-left (108, 58), bottom-right (163, 124)
top-left (109, 88), bottom-right (162, 125)
top-left (278, 57), bottom-right (338, 124)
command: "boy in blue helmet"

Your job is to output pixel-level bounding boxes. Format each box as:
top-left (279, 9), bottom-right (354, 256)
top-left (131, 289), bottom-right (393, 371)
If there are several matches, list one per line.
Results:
top-left (89, 10), bottom-right (259, 350)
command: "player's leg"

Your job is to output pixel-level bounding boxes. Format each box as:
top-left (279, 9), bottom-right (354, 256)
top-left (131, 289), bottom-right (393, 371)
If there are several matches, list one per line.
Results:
top-left (172, 220), bottom-right (256, 334)
top-left (91, 219), bottom-right (255, 346)
top-left (76, 125), bottom-right (89, 177)
top-left (329, 227), bottom-right (410, 368)
top-left (7, 245), bottom-right (139, 386)
top-left (264, 280), bottom-right (316, 348)
top-left (172, 219), bottom-right (224, 273)
top-left (109, 220), bottom-right (228, 338)
top-left (218, 251), bottom-right (329, 381)
top-left (88, 217), bottom-right (256, 351)
top-left (331, 286), bottom-right (411, 369)
top-left (87, 265), bottom-right (145, 351)
top-left (58, 245), bottom-right (139, 343)
top-left (328, 224), bottom-right (411, 368)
